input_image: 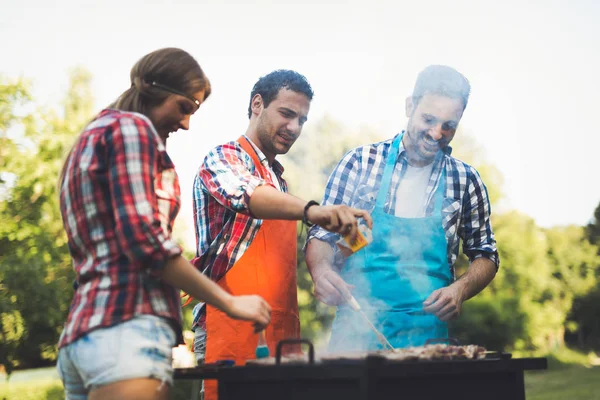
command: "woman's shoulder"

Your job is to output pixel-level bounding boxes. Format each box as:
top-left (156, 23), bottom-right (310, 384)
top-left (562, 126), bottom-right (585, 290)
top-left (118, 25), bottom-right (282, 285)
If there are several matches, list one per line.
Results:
top-left (89, 109), bottom-right (161, 144)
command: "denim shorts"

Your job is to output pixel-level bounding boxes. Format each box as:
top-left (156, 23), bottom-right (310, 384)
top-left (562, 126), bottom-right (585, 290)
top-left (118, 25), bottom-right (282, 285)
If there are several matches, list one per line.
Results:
top-left (57, 314), bottom-right (176, 400)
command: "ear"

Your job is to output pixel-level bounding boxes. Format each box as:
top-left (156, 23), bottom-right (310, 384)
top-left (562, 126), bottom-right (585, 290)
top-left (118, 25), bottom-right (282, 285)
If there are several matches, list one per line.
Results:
top-left (251, 94), bottom-right (263, 117)
top-left (405, 96), bottom-right (414, 118)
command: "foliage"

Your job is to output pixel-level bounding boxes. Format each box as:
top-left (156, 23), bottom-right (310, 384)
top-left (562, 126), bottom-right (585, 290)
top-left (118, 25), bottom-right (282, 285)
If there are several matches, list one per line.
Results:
top-left (450, 295), bottom-right (527, 351)
top-left (0, 69), bottom-right (93, 375)
top-left (566, 200), bottom-right (600, 351)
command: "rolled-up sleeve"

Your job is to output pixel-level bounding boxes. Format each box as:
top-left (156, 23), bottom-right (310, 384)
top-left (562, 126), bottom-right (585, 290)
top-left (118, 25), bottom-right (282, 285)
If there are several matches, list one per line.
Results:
top-left (198, 142), bottom-right (268, 214)
top-left (461, 166), bottom-right (500, 269)
top-left (107, 116), bottom-right (182, 272)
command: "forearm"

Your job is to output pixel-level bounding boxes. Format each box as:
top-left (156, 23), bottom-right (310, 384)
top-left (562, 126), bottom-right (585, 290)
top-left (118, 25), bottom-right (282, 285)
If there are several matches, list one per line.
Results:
top-left (305, 239), bottom-right (336, 280)
top-left (158, 254), bottom-right (233, 312)
top-left (248, 185), bottom-right (307, 220)
top-left (452, 257), bottom-right (497, 301)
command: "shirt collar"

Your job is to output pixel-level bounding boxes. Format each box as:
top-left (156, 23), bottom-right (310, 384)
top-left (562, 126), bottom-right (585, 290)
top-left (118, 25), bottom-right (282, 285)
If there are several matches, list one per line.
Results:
top-left (243, 135), bottom-right (285, 175)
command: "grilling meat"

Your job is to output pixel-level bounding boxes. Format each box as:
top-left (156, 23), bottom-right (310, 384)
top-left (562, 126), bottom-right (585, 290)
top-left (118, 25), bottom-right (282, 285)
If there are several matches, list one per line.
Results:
top-left (383, 344), bottom-right (487, 361)
top-left (246, 344), bottom-right (487, 365)
top-left (322, 344), bottom-right (487, 362)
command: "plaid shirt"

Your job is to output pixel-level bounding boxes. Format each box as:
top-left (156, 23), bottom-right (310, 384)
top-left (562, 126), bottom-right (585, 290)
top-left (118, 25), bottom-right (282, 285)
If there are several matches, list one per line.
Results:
top-left (58, 109), bottom-right (183, 348)
top-left (307, 132), bottom-right (499, 276)
top-left (191, 136), bottom-right (286, 329)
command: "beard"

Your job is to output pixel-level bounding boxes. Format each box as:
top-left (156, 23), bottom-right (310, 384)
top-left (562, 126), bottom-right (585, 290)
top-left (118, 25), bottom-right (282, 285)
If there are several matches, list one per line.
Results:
top-left (405, 125), bottom-right (440, 164)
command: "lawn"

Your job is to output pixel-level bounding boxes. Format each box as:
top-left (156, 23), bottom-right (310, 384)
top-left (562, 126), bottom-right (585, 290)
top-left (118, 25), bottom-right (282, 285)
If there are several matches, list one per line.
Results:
top-left (2, 357), bottom-right (599, 400)
top-left (526, 366), bottom-right (600, 400)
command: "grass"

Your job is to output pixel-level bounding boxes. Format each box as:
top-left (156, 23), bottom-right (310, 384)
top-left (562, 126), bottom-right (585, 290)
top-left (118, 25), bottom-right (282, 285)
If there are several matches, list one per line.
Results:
top-left (2, 349), bottom-right (599, 400)
top-left (526, 366), bottom-right (600, 400)
top-left (0, 367), bottom-right (63, 400)
top-left (524, 346), bottom-right (600, 400)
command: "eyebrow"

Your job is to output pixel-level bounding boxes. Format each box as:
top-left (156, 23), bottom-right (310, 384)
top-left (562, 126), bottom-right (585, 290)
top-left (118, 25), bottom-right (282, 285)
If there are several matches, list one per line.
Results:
top-left (280, 107), bottom-right (308, 123)
top-left (423, 113), bottom-right (457, 126)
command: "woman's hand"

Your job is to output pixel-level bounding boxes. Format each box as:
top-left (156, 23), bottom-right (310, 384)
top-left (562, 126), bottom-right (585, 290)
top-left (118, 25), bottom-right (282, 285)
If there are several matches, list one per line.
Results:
top-left (225, 295), bottom-right (272, 332)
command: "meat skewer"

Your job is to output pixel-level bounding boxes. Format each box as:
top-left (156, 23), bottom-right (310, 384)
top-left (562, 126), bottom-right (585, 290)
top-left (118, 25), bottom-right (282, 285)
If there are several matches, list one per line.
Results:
top-left (345, 294), bottom-right (395, 351)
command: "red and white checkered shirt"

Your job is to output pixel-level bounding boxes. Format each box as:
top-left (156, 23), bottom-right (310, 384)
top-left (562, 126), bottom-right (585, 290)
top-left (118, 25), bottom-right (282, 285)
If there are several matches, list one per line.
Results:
top-left (58, 109), bottom-right (183, 348)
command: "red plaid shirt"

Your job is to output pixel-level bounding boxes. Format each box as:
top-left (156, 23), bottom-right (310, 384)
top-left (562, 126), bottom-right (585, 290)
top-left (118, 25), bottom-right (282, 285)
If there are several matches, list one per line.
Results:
top-left (58, 109), bottom-right (183, 348)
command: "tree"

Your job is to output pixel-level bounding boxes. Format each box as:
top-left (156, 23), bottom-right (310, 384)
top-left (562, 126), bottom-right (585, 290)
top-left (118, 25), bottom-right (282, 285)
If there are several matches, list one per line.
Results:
top-left (0, 77), bottom-right (31, 377)
top-left (566, 201), bottom-right (600, 350)
top-left (0, 68), bottom-right (93, 375)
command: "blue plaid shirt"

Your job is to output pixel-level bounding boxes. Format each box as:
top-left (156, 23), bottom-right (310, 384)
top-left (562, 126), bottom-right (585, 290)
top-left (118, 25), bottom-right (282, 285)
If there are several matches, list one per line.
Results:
top-left (306, 132), bottom-right (499, 276)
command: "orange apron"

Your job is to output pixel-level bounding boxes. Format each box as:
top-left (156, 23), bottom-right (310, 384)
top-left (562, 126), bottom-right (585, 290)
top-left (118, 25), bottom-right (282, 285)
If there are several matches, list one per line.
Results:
top-left (204, 137), bottom-right (300, 400)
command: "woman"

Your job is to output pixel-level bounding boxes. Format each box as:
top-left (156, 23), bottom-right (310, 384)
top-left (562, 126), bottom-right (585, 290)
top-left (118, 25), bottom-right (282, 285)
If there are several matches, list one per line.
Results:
top-left (56, 47), bottom-right (271, 400)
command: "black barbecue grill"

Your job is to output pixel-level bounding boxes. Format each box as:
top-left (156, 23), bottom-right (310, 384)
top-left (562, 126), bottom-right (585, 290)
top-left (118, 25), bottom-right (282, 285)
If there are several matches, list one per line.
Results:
top-left (174, 339), bottom-right (547, 400)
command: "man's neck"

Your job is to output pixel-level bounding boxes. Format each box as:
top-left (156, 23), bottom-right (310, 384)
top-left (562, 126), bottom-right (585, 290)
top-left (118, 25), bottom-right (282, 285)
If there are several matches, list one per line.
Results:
top-left (406, 152), bottom-right (435, 168)
top-left (244, 128), bottom-right (276, 165)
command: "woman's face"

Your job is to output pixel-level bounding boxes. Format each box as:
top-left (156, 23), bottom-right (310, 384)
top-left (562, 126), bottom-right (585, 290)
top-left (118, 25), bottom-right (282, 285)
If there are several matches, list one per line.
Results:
top-left (149, 89), bottom-right (205, 142)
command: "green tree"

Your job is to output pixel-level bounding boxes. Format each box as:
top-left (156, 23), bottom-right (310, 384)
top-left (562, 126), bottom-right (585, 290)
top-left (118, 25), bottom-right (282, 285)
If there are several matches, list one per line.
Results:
top-left (0, 68), bottom-right (93, 375)
top-left (566, 201), bottom-right (600, 350)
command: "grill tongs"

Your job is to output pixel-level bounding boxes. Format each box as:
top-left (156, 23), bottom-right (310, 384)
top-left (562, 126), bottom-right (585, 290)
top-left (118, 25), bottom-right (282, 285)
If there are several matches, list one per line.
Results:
top-left (345, 294), bottom-right (395, 351)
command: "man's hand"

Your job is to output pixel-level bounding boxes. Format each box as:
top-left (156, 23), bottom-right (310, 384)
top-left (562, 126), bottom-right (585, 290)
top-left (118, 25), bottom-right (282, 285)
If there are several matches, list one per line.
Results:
top-left (313, 268), bottom-right (354, 306)
top-left (422, 257), bottom-right (496, 321)
top-left (307, 205), bottom-right (373, 244)
top-left (422, 284), bottom-right (466, 321)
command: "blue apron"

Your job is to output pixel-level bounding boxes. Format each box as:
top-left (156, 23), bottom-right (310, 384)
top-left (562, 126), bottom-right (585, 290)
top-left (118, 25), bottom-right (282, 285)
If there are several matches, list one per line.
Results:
top-left (329, 133), bottom-right (452, 351)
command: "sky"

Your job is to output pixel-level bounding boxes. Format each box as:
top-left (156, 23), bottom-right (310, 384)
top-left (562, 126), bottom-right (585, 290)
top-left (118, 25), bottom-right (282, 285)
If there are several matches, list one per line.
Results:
top-left (2, 0), bottom-right (599, 247)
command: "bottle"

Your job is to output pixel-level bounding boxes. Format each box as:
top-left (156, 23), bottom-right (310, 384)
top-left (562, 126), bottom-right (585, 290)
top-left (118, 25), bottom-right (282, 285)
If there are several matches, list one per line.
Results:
top-left (255, 330), bottom-right (269, 359)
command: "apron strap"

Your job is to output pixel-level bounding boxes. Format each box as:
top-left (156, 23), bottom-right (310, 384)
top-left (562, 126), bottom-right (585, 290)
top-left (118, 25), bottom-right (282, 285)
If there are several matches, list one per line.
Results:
top-left (375, 133), bottom-right (447, 215)
top-left (432, 167), bottom-right (446, 215)
top-left (237, 136), bottom-right (268, 179)
top-left (375, 133), bottom-right (402, 209)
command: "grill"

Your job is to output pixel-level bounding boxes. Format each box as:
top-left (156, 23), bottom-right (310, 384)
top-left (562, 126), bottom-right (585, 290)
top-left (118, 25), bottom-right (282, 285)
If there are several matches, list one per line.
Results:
top-left (174, 339), bottom-right (547, 400)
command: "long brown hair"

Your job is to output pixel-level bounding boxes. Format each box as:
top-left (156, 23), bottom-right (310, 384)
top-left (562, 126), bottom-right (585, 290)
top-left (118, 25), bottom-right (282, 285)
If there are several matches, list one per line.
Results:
top-left (110, 47), bottom-right (211, 114)
top-left (58, 47), bottom-right (211, 188)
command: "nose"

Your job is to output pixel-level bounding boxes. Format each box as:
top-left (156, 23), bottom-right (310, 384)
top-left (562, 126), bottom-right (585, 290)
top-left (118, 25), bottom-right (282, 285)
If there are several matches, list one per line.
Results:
top-left (286, 118), bottom-right (301, 135)
top-left (179, 115), bottom-right (191, 131)
top-left (428, 124), bottom-right (444, 141)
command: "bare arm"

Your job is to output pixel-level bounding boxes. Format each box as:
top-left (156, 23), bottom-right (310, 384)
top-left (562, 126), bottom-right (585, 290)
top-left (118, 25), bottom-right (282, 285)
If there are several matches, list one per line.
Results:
top-left (158, 255), bottom-right (271, 328)
top-left (248, 185), bottom-right (308, 220)
top-left (452, 257), bottom-right (497, 301)
top-left (249, 185), bottom-right (372, 243)
top-left (423, 257), bottom-right (497, 321)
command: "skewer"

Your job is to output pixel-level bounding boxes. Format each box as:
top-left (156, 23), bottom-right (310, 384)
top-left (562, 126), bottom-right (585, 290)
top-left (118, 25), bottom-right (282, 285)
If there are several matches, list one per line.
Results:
top-left (346, 295), bottom-right (395, 351)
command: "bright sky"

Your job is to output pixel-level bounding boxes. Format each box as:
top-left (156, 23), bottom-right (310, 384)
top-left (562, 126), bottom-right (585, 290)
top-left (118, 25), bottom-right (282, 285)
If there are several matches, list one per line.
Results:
top-left (2, 0), bottom-right (599, 247)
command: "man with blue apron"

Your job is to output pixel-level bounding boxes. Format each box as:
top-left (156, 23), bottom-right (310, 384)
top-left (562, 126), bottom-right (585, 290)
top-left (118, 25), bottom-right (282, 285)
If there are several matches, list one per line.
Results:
top-left (329, 134), bottom-right (451, 350)
top-left (305, 65), bottom-right (499, 351)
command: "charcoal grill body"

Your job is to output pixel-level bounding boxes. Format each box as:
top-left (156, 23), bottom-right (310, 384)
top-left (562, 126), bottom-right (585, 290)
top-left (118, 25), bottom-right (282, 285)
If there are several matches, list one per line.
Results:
top-left (174, 356), bottom-right (547, 400)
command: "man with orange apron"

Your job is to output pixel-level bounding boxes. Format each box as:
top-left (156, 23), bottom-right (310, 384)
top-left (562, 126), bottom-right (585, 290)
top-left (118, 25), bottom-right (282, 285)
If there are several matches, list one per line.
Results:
top-left (190, 70), bottom-right (372, 400)
top-left (305, 65), bottom-right (499, 352)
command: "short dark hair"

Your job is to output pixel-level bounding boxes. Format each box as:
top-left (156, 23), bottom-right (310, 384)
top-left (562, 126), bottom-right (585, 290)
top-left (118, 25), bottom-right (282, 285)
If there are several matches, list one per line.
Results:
top-left (411, 65), bottom-right (470, 110)
top-left (247, 70), bottom-right (314, 118)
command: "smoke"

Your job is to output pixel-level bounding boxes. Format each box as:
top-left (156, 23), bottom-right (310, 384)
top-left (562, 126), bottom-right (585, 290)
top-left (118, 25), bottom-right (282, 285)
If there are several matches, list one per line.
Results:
top-left (319, 200), bottom-right (446, 354)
